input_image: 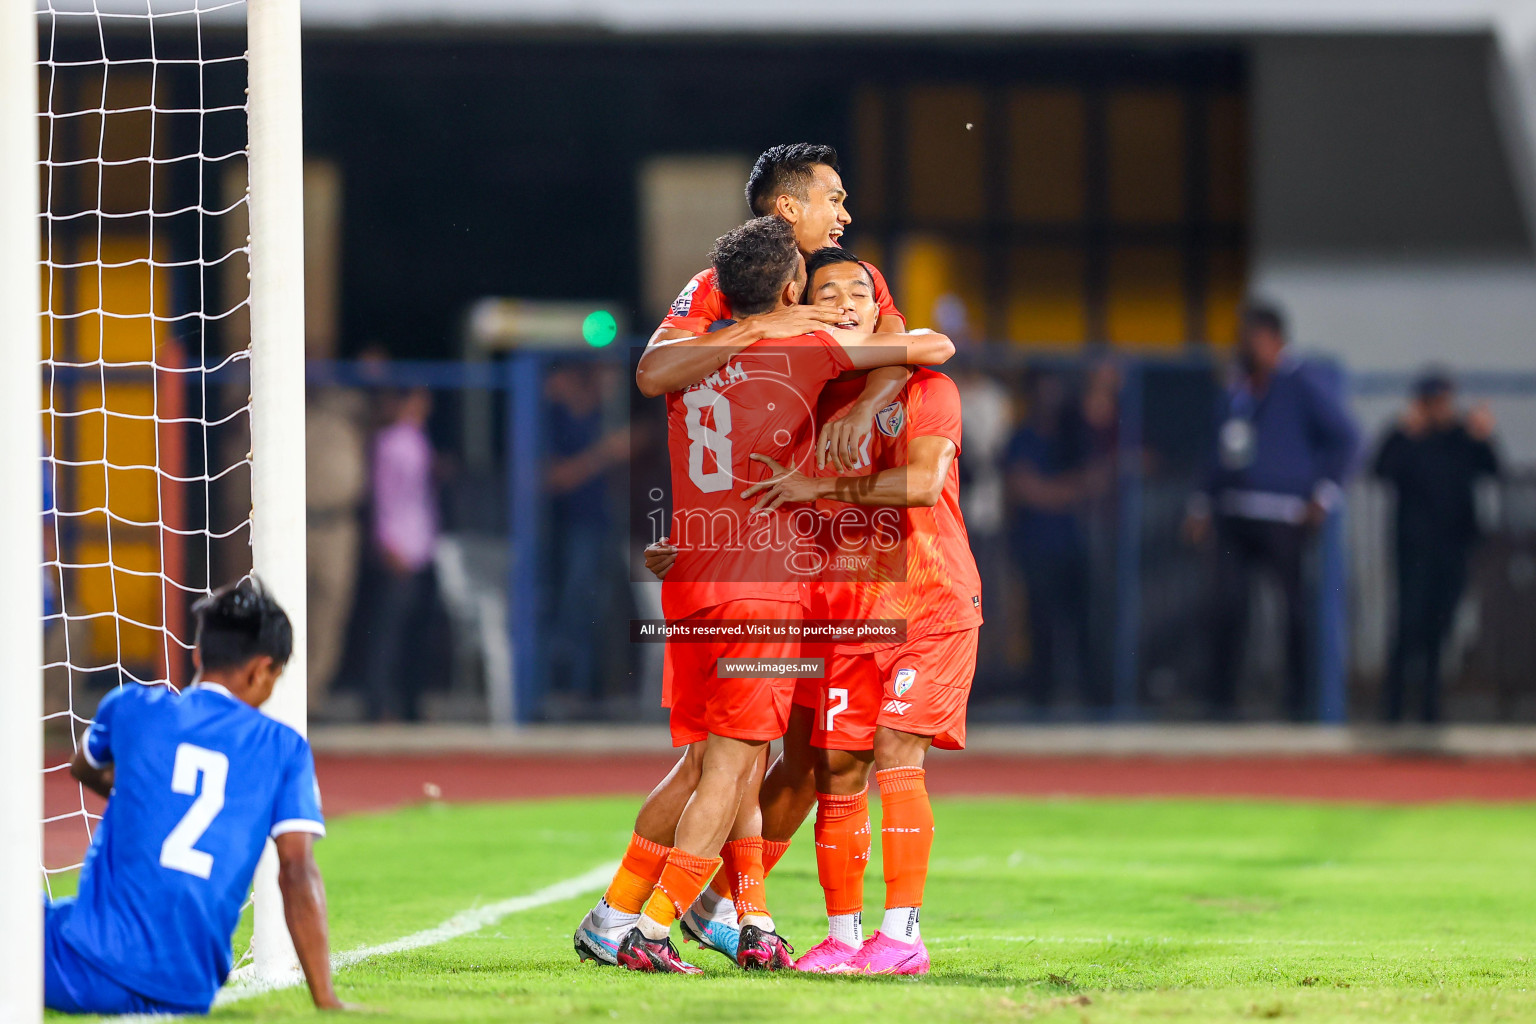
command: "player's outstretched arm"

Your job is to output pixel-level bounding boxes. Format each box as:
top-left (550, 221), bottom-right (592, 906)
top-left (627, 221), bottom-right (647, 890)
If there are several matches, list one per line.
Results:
top-left (831, 329), bottom-right (954, 372)
top-left (275, 832), bottom-right (345, 1010)
top-left (634, 305), bottom-right (849, 398)
top-left (742, 435), bottom-right (957, 512)
top-left (69, 748), bottom-right (113, 799)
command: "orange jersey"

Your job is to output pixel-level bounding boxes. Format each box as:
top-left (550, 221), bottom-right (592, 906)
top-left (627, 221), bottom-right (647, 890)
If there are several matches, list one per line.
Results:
top-left (816, 368), bottom-right (983, 649)
top-left (659, 262), bottom-right (904, 335)
top-left (661, 333), bottom-right (855, 620)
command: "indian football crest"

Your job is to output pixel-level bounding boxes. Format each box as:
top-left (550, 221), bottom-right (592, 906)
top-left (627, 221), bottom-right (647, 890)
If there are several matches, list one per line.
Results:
top-left (875, 401), bottom-right (905, 438)
top-left (893, 667), bottom-right (917, 697)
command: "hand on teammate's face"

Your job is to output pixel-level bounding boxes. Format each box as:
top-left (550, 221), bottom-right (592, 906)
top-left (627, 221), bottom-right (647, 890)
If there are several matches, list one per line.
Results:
top-left (748, 304), bottom-right (849, 340)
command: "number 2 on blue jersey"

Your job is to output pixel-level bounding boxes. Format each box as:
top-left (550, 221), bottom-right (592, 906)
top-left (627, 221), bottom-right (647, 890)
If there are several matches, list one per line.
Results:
top-left (159, 743), bottom-right (229, 879)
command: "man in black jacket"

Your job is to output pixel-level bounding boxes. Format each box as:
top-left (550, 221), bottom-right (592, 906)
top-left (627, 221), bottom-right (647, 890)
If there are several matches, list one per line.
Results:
top-left (1373, 368), bottom-right (1500, 723)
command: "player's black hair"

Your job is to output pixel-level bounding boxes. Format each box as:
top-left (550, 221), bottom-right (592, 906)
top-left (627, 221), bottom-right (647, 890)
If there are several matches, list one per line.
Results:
top-left (801, 247), bottom-right (871, 300)
top-left (710, 216), bottom-right (801, 317)
top-left (192, 577), bottom-right (293, 671)
top-left (745, 143), bottom-right (840, 217)
top-left (1241, 300), bottom-right (1287, 341)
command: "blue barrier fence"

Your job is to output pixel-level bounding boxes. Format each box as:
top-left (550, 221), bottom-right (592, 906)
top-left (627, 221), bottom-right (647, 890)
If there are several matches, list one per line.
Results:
top-left (299, 348), bottom-right (1536, 725)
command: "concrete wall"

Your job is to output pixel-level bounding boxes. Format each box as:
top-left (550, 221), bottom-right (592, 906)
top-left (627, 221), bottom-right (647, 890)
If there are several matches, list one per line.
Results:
top-left (1249, 34), bottom-right (1536, 374)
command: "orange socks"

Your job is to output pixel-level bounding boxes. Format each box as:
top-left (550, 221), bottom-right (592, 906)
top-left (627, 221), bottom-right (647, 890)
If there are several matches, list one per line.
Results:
top-left (642, 848), bottom-right (722, 934)
top-left (603, 832), bottom-right (671, 915)
top-left (876, 767), bottom-right (933, 910)
top-left (721, 836), bottom-right (770, 920)
top-left (814, 789), bottom-right (871, 917)
top-left (762, 838), bottom-right (791, 876)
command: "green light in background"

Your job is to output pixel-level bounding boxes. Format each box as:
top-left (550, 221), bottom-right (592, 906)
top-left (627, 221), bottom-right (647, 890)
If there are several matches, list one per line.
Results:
top-left (582, 309), bottom-right (617, 347)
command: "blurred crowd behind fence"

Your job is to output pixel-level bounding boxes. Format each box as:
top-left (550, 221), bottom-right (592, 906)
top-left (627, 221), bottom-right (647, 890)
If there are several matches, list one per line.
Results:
top-left (42, 345), bottom-right (1534, 728)
top-left (285, 347), bottom-right (1535, 727)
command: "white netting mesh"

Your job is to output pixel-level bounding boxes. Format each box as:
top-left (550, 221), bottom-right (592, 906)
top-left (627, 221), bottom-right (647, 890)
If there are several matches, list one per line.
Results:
top-left (38, 0), bottom-right (253, 892)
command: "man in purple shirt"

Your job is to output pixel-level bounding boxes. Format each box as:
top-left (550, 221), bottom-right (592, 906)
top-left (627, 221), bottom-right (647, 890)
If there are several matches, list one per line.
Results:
top-left (364, 388), bottom-right (439, 720)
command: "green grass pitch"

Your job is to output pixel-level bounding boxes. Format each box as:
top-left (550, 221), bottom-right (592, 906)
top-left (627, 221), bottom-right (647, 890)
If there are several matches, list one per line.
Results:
top-left (58, 795), bottom-right (1536, 1022)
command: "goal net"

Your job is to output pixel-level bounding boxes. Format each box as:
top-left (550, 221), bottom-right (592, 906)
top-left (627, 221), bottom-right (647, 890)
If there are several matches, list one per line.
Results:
top-left (3, 1), bottom-right (309, 1017)
top-left (37, 0), bottom-right (255, 900)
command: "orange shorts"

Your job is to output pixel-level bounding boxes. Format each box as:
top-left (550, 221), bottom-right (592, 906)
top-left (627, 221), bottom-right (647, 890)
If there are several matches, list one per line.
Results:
top-left (792, 642), bottom-right (832, 710)
top-left (663, 600), bottom-right (802, 747)
top-left (810, 628), bottom-right (978, 752)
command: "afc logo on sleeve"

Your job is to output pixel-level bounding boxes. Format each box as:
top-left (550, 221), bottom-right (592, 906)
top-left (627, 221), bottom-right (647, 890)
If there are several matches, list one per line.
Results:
top-left (670, 279), bottom-right (700, 316)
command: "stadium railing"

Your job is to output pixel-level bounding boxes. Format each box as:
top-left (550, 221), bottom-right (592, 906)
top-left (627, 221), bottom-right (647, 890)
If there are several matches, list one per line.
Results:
top-left (92, 349), bottom-right (1526, 728)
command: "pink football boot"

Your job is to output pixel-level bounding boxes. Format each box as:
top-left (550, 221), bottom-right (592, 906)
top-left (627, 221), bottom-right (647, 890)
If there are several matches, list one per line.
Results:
top-left (792, 935), bottom-right (861, 973)
top-left (832, 931), bottom-right (930, 976)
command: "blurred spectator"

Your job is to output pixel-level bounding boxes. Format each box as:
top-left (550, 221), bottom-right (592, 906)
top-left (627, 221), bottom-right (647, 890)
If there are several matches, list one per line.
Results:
top-left (1006, 371), bottom-right (1111, 712)
top-left (363, 387), bottom-right (440, 721)
top-left (1373, 368), bottom-right (1500, 723)
top-left (1184, 303), bottom-right (1359, 721)
top-left (305, 384), bottom-right (369, 716)
top-left (1077, 354), bottom-right (1124, 703)
top-left (543, 363), bottom-right (630, 705)
top-left (936, 293), bottom-right (1015, 693)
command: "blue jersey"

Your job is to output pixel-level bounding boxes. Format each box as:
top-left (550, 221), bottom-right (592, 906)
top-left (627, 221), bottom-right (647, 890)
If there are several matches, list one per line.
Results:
top-left (59, 682), bottom-right (325, 1010)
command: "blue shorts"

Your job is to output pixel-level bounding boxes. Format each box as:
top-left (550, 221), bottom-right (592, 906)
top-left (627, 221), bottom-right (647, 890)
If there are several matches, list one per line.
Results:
top-left (44, 897), bottom-right (208, 1016)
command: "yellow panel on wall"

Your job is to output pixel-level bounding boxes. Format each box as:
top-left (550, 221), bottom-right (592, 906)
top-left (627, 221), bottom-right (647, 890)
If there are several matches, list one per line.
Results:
top-left (906, 85), bottom-right (986, 224)
top-left (1106, 245), bottom-right (1186, 346)
top-left (896, 234), bottom-right (986, 336)
top-left (1205, 246), bottom-right (1246, 347)
top-left (41, 232), bottom-right (175, 674)
top-left (1006, 245), bottom-right (1087, 345)
top-left (1106, 90), bottom-right (1185, 225)
top-left (1007, 89), bottom-right (1086, 223)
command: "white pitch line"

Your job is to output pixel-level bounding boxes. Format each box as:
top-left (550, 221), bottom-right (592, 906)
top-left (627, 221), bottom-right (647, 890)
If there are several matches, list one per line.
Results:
top-left (213, 859), bottom-right (619, 1007)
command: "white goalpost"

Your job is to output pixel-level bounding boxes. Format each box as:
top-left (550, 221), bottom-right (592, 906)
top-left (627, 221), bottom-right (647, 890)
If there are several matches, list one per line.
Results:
top-left (246, 0), bottom-right (309, 985)
top-left (2, 1), bottom-right (307, 1018)
top-left (1, 3), bottom-right (45, 1021)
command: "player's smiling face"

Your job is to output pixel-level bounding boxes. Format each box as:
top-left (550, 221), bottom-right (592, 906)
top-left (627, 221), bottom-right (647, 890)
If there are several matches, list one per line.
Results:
top-left (791, 163), bottom-right (852, 253)
top-left (811, 262), bottom-right (878, 330)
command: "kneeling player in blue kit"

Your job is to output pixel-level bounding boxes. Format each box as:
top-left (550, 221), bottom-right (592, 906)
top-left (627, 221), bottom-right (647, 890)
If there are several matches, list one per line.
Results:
top-left (45, 578), bottom-right (343, 1014)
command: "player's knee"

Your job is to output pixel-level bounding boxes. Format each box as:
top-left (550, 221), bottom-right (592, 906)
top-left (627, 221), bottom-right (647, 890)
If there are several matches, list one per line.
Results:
top-left (677, 744), bottom-right (707, 785)
top-left (832, 752), bottom-right (873, 792)
top-left (873, 727), bottom-right (929, 770)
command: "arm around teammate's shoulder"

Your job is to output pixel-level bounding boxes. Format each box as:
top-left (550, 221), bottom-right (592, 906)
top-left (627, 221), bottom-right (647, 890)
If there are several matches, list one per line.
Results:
top-left (634, 305), bottom-right (849, 397)
top-left (831, 329), bottom-right (953, 371)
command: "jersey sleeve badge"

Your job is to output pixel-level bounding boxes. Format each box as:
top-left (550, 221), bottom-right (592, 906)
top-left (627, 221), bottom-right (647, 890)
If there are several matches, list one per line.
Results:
top-left (875, 401), bottom-right (906, 438)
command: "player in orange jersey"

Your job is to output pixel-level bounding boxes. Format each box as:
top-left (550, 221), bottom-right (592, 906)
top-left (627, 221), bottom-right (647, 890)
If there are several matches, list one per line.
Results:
top-left (579, 218), bottom-right (954, 974)
top-left (740, 247), bottom-right (983, 976)
top-left (635, 143), bottom-right (911, 463)
top-left (641, 248), bottom-right (983, 976)
top-left (636, 143), bottom-right (905, 399)
top-left (581, 142), bottom-right (916, 967)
